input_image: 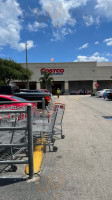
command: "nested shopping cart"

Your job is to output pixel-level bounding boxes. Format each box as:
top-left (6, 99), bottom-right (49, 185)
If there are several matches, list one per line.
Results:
top-left (46, 103), bottom-right (65, 139)
top-left (53, 103), bottom-right (65, 139)
top-left (0, 104), bottom-right (39, 172)
top-left (33, 107), bottom-right (58, 152)
top-left (33, 102), bottom-right (65, 152)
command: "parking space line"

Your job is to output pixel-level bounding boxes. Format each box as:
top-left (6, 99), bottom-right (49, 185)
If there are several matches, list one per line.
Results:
top-left (25, 138), bottom-right (45, 175)
top-left (73, 97), bottom-right (78, 100)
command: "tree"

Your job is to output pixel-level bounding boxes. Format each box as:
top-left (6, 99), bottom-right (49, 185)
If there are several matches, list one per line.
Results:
top-left (39, 71), bottom-right (54, 89)
top-left (0, 58), bottom-right (32, 85)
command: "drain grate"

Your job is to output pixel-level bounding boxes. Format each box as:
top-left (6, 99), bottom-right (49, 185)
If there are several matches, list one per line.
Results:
top-left (103, 116), bottom-right (112, 120)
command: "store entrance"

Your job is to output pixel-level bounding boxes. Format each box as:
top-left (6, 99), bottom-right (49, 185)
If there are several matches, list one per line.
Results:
top-left (52, 83), bottom-right (63, 95)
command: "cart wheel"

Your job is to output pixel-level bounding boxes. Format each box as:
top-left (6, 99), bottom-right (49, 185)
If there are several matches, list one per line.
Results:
top-left (53, 146), bottom-right (58, 152)
top-left (51, 138), bottom-right (55, 143)
top-left (61, 135), bottom-right (65, 139)
top-left (11, 165), bottom-right (17, 172)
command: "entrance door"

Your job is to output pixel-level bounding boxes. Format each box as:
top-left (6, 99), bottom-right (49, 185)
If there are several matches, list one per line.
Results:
top-left (52, 84), bottom-right (61, 95)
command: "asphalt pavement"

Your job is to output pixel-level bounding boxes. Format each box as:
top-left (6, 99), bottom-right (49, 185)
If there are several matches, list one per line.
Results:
top-left (1, 95), bottom-right (112, 200)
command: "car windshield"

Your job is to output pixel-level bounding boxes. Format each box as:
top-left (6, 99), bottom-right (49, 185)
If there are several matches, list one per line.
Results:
top-left (20, 89), bottom-right (43, 93)
top-left (11, 96), bottom-right (27, 102)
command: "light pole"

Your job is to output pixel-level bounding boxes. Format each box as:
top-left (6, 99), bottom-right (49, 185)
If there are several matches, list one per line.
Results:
top-left (25, 43), bottom-right (29, 89)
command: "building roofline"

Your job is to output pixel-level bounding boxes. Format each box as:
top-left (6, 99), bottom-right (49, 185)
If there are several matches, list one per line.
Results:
top-left (20, 61), bottom-right (97, 64)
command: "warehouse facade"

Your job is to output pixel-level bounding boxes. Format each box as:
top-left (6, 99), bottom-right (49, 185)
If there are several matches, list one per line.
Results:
top-left (14, 62), bottom-right (112, 94)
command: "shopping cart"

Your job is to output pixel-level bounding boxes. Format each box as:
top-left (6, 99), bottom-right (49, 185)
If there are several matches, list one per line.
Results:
top-left (33, 102), bottom-right (65, 152)
top-left (0, 104), bottom-right (38, 172)
top-left (46, 103), bottom-right (65, 139)
top-left (33, 107), bottom-right (58, 152)
top-left (54, 103), bottom-right (65, 139)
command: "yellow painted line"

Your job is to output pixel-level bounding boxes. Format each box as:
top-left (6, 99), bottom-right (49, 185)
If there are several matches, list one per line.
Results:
top-left (25, 138), bottom-right (46, 175)
top-left (73, 97), bottom-right (78, 100)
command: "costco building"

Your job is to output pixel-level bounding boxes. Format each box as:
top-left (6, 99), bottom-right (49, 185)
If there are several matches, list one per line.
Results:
top-left (15, 62), bottom-right (112, 94)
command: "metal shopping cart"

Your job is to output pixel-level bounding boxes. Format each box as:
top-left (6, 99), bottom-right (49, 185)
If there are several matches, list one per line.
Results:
top-left (0, 104), bottom-right (39, 172)
top-left (54, 103), bottom-right (65, 139)
top-left (33, 107), bottom-right (58, 152)
top-left (46, 103), bottom-right (65, 139)
top-left (32, 102), bottom-right (65, 152)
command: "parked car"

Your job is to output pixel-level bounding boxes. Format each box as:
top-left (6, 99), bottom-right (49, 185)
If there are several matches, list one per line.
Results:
top-left (106, 90), bottom-right (112, 100)
top-left (0, 86), bottom-right (51, 107)
top-left (70, 90), bottom-right (77, 95)
top-left (0, 95), bottom-right (38, 121)
top-left (96, 89), bottom-right (111, 97)
top-left (70, 89), bottom-right (85, 95)
top-left (0, 85), bottom-right (13, 95)
top-left (70, 89), bottom-right (92, 95)
top-left (39, 89), bottom-right (50, 93)
top-left (103, 89), bottom-right (112, 99)
top-left (14, 89), bottom-right (51, 107)
top-left (0, 94), bottom-right (37, 108)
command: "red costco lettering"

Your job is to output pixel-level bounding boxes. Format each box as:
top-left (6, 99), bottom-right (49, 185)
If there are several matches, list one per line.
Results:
top-left (40, 68), bottom-right (64, 74)
top-left (49, 69), bottom-right (53, 73)
top-left (56, 69), bottom-right (59, 73)
top-left (53, 69), bottom-right (56, 73)
top-left (40, 68), bottom-right (45, 72)
top-left (46, 69), bottom-right (50, 73)
top-left (60, 69), bottom-right (64, 73)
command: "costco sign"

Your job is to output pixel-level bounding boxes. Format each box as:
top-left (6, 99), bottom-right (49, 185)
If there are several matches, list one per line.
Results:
top-left (40, 68), bottom-right (64, 75)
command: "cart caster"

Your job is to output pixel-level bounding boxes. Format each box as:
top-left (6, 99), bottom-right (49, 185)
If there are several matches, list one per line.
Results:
top-left (10, 165), bottom-right (17, 172)
top-left (49, 145), bottom-right (51, 152)
top-left (25, 150), bottom-right (28, 157)
top-left (53, 146), bottom-right (58, 152)
top-left (43, 146), bottom-right (46, 153)
top-left (61, 135), bottom-right (65, 139)
top-left (51, 138), bottom-right (55, 143)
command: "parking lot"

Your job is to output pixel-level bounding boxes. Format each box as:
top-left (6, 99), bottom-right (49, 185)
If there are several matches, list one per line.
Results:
top-left (1, 95), bottom-right (112, 200)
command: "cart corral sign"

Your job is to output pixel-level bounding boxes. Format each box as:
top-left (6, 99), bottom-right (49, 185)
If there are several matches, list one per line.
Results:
top-left (40, 68), bottom-right (64, 75)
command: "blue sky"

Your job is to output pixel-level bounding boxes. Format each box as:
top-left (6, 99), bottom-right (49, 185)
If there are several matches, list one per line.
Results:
top-left (0, 0), bottom-right (112, 63)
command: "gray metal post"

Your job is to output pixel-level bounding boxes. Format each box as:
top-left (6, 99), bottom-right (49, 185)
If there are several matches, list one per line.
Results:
top-left (25, 43), bottom-right (29, 89)
top-left (42, 98), bottom-right (45, 110)
top-left (27, 105), bottom-right (34, 179)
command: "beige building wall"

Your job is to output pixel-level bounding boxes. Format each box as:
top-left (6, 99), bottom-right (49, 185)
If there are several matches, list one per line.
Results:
top-left (20, 62), bottom-right (112, 93)
top-left (22, 62), bottom-right (97, 81)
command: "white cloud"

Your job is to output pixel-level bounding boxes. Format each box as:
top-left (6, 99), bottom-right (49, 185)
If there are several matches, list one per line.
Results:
top-left (93, 52), bottom-right (99, 56)
top-left (104, 38), bottom-right (112, 46)
top-left (39, 0), bottom-right (88, 27)
top-left (51, 28), bottom-right (73, 41)
top-left (32, 7), bottom-right (45, 16)
top-left (0, 0), bottom-right (34, 51)
top-left (95, 16), bottom-right (100, 24)
top-left (18, 40), bottom-right (34, 51)
top-left (74, 52), bottom-right (108, 62)
top-left (83, 15), bottom-right (100, 26)
top-left (0, 0), bottom-right (22, 49)
top-left (95, 0), bottom-right (112, 19)
top-left (95, 41), bottom-right (99, 45)
top-left (106, 53), bottom-right (112, 57)
top-left (83, 15), bottom-right (94, 26)
top-left (75, 56), bottom-right (87, 62)
top-left (79, 43), bottom-right (89, 50)
top-left (28, 21), bottom-right (48, 32)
